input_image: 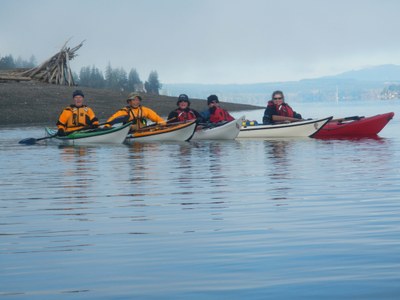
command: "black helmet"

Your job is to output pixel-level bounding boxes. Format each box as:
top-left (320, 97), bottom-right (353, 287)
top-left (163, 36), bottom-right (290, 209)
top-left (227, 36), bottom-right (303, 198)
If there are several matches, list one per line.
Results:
top-left (177, 94), bottom-right (190, 106)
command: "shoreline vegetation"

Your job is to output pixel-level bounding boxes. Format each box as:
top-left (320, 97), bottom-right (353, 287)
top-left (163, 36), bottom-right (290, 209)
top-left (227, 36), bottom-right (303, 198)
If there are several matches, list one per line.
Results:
top-left (0, 81), bottom-right (262, 126)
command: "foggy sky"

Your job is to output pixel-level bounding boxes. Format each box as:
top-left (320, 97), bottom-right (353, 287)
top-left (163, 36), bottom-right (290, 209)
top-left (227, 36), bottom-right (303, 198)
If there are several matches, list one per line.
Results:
top-left (1, 0), bottom-right (400, 84)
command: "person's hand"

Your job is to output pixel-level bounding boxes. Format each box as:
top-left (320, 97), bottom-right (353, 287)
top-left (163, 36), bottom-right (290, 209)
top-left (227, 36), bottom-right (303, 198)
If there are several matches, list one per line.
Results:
top-left (57, 129), bottom-right (66, 136)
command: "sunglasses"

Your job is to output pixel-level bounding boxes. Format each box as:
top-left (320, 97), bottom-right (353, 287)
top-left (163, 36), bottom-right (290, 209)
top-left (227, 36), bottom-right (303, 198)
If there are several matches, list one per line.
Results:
top-left (273, 97), bottom-right (283, 100)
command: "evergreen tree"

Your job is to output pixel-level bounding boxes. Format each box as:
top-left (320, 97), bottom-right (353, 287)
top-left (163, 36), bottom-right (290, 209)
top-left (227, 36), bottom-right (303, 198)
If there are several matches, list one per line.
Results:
top-left (0, 54), bottom-right (36, 69)
top-left (128, 68), bottom-right (142, 92)
top-left (144, 70), bottom-right (161, 95)
top-left (0, 54), bottom-right (16, 69)
top-left (28, 55), bottom-right (36, 68)
top-left (15, 56), bottom-right (24, 68)
top-left (105, 62), bottom-right (117, 90)
top-left (116, 67), bottom-right (128, 91)
top-left (90, 65), bottom-right (105, 88)
top-left (104, 63), bottom-right (128, 91)
top-left (79, 66), bottom-right (92, 87)
top-left (78, 65), bottom-right (105, 88)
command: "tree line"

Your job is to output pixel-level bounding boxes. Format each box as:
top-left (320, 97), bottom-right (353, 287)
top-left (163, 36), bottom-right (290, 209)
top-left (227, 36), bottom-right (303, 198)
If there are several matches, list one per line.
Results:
top-left (78, 63), bottom-right (162, 95)
top-left (0, 53), bottom-right (162, 95)
top-left (0, 54), bottom-right (37, 69)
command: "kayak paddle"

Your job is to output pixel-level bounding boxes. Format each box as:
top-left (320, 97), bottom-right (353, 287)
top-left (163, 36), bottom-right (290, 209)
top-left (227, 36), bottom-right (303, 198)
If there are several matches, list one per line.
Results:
top-left (18, 134), bottom-right (58, 145)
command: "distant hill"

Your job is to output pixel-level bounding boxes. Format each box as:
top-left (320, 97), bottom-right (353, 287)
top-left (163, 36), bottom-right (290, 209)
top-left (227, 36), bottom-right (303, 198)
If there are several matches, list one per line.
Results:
top-left (162, 64), bottom-right (400, 104)
top-left (326, 64), bottom-right (400, 82)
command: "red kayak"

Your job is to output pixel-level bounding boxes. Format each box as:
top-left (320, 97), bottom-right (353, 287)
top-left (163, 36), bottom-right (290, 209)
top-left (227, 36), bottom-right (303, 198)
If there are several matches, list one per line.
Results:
top-left (312, 112), bottom-right (395, 138)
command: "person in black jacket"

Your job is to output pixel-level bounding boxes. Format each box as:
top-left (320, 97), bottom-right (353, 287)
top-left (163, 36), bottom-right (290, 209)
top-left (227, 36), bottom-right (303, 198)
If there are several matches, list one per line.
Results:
top-left (263, 90), bottom-right (303, 124)
top-left (168, 94), bottom-right (203, 122)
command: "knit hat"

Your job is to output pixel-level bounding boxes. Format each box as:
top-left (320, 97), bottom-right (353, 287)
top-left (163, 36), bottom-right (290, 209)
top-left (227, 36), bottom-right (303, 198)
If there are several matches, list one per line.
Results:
top-left (207, 94), bottom-right (219, 105)
top-left (72, 90), bottom-right (84, 98)
top-left (177, 94), bottom-right (190, 106)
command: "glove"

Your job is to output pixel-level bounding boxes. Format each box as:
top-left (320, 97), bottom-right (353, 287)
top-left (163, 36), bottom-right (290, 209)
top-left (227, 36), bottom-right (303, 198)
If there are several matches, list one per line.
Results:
top-left (57, 129), bottom-right (66, 136)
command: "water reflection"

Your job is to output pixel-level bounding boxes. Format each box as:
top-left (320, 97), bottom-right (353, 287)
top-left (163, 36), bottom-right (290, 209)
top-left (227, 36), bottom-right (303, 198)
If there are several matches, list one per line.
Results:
top-left (1, 119), bottom-right (400, 299)
top-left (265, 140), bottom-right (292, 179)
top-left (58, 145), bottom-right (96, 189)
top-left (316, 135), bottom-right (385, 142)
top-left (54, 145), bottom-right (98, 221)
top-left (264, 140), bottom-right (294, 204)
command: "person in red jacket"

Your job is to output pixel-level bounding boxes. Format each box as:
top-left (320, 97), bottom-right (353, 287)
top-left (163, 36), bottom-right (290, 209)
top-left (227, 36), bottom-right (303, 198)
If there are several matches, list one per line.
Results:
top-left (201, 94), bottom-right (235, 124)
top-left (263, 90), bottom-right (303, 124)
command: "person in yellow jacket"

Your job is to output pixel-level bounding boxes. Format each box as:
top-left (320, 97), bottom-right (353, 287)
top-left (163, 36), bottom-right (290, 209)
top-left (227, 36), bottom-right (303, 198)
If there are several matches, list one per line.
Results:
top-left (105, 93), bottom-right (165, 131)
top-left (56, 90), bottom-right (99, 136)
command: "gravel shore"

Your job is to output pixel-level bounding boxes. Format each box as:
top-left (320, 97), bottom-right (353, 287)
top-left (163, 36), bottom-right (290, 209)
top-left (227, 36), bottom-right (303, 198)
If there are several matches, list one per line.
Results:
top-left (0, 81), bottom-right (261, 126)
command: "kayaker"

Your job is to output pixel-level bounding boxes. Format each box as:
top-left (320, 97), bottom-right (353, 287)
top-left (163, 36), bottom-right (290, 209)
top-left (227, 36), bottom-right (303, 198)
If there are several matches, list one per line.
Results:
top-left (105, 93), bottom-right (165, 131)
top-left (201, 94), bottom-right (235, 123)
top-left (56, 90), bottom-right (99, 136)
top-left (167, 94), bottom-right (204, 123)
top-left (262, 90), bottom-right (303, 124)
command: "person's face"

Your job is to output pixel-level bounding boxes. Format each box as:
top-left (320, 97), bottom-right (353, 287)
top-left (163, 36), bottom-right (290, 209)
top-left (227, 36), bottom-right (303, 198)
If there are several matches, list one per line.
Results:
top-left (272, 94), bottom-right (284, 105)
top-left (208, 101), bottom-right (219, 108)
top-left (73, 95), bottom-right (84, 107)
top-left (178, 101), bottom-right (189, 109)
top-left (128, 97), bottom-right (141, 107)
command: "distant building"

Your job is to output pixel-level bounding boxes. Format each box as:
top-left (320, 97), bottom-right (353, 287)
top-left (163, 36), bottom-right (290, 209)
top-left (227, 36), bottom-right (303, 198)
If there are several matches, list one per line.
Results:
top-left (380, 84), bottom-right (400, 100)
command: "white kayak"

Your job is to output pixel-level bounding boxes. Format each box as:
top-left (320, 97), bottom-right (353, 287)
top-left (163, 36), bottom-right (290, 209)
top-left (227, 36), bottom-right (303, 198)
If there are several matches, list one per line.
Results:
top-left (44, 122), bottom-right (132, 145)
top-left (124, 120), bottom-right (197, 143)
top-left (237, 116), bottom-right (333, 138)
top-left (192, 116), bottom-right (245, 140)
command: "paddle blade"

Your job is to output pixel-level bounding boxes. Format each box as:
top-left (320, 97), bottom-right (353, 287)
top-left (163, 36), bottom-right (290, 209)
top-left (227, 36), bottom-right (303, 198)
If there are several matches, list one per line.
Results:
top-left (108, 116), bottom-right (129, 126)
top-left (18, 138), bottom-right (37, 145)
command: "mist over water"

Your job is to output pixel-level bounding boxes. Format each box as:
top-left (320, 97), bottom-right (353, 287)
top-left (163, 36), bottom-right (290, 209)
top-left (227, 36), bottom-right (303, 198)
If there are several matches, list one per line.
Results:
top-left (1, 101), bottom-right (400, 299)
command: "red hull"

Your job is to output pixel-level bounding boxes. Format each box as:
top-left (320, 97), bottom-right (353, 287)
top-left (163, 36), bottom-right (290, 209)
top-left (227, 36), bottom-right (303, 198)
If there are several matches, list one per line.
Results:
top-left (313, 112), bottom-right (394, 138)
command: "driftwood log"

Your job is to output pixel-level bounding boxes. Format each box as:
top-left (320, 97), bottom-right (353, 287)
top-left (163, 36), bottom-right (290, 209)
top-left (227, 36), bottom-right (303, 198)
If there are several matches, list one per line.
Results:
top-left (0, 75), bottom-right (31, 81)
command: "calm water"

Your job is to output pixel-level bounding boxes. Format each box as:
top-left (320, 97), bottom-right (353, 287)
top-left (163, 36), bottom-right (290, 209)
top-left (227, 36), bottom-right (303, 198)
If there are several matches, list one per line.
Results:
top-left (1, 101), bottom-right (400, 299)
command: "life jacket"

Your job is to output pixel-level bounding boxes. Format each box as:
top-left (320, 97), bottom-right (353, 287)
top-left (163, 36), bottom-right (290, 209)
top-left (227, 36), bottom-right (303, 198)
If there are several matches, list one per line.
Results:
top-left (58, 105), bottom-right (98, 131)
top-left (267, 101), bottom-right (295, 118)
top-left (209, 107), bottom-right (235, 123)
top-left (125, 106), bottom-right (147, 128)
top-left (176, 108), bottom-right (197, 122)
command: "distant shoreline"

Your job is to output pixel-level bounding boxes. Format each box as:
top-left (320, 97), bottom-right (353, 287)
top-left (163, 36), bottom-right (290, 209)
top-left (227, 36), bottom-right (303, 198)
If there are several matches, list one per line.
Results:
top-left (0, 81), bottom-right (262, 126)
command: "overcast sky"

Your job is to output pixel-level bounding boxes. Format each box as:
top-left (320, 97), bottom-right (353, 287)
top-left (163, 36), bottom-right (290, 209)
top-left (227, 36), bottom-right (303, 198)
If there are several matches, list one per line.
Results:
top-left (1, 0), bottom-right (400, 84)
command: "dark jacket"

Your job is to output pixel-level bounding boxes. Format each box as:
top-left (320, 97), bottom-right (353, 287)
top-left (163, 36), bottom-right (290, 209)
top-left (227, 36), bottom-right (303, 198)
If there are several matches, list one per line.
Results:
top-left (263, 101), bottom-right (302, 124)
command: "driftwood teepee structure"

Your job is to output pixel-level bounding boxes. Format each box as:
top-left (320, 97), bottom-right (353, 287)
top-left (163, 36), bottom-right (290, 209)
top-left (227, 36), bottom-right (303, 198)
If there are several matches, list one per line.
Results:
top-left (20, 40), bottom-right (84, 86)
top-left (0, 40), bottom-right (83, 85)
